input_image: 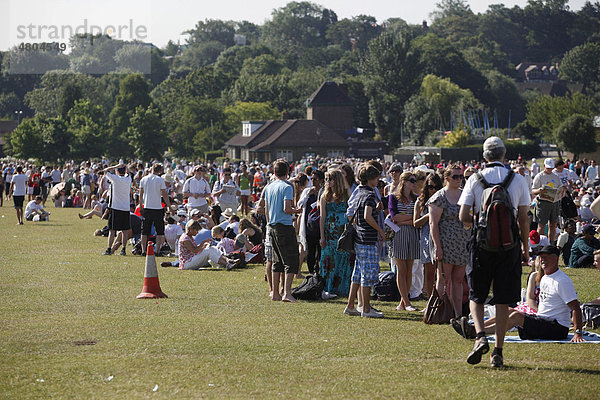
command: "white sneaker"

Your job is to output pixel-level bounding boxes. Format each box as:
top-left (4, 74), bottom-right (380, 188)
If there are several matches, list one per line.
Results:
top-left (361, 308), bottom-right (384, 318)
top-left (357, 305), bottom-right (381, 313)
top-left (343, 306), bottom-right (361, 316)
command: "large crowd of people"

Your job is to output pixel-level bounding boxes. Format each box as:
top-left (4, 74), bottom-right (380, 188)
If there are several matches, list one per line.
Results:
top-left (2, 136), bottom-right (600, 368)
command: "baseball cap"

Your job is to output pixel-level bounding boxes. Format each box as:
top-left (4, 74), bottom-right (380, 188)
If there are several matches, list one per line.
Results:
top-left (544, 158), bottom-right (555, 169)
top-left (582, 224), bottom-right (597, 235)
top-left (483, 136), bottom-right (505, 152)
top-left (538, 245), bottom-right (560, 256)
top-left (529, 230), bottom-right (540, 245)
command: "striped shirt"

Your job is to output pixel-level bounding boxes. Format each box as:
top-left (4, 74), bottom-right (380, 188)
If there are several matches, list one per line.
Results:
top-left (354, 185), bottom-right (379, 245)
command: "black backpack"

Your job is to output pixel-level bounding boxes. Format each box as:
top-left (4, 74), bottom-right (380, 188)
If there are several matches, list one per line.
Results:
top-left (228, 251), bottom-right (247, 269)
top-left (560, 191), bottom-right (578, 219)
top-left (291, 274), bottom-right (325, 300)
top-left (474, 170), bottom-right (520, 252)
top-left (582, 303), bottom-right (600, 329)
top-left (373, 271), bottom-right (401, 301)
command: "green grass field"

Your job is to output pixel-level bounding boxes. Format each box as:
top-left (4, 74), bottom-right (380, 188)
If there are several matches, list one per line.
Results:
top-left (1, 204), bottom-right (599, 399)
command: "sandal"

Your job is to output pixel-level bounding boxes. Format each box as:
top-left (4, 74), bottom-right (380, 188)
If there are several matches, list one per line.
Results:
top-left (405, 305), bottom-right (419, 312)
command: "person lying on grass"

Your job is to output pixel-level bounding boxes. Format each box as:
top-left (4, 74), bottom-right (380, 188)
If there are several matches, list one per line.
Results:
top-left (211, 226), bottom-right (252, 255)
top-left (177, 220), bottom-right (240, 271)
top-left (452, 245), bottom-right (585, 343)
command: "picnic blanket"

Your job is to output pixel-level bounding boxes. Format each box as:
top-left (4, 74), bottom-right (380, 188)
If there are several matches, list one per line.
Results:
top-left (487, 331), bottom-right (600, 343)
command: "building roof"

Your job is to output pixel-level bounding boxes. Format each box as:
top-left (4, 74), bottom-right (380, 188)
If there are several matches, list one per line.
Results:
top-left (0, 120), bottom-right (18, 134)
top-left (306, 81), bottom-right (353, 107)
top-left (225, 119), bottom-right (349, 151)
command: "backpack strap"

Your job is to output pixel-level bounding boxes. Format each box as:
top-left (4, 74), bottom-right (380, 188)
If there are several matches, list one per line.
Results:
top-left (475, 172), bottom-right (490, 189)
top-left (500, 170), bottom-right (515, 189)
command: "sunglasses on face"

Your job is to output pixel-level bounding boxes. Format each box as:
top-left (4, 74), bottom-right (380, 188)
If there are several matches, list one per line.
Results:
top-left (451, 174), bottom-right (464, 180)
top-left (407, 178), bottom-right (417, 184)
top-left (427, 184), bottom-right (441, 190)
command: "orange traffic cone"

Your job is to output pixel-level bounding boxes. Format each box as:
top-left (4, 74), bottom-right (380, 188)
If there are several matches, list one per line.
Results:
top-left (136, 243), bottom-right (168, 299)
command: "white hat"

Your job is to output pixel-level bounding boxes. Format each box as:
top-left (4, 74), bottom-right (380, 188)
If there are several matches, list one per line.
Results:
top-left (483, 136), bottom-right (505, 152)
top-left (544, 158), bottom-right (555, 169)
top-left (222, 207), bottom-right (236, 217)
top-left (414, 165), bottom-right (434, 174)
top-left (190, 209), bottom-right (201, 217)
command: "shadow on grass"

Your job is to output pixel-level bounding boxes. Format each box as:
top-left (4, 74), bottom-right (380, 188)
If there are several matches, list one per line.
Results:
top-left (483, 365), bottom-right (600, 375)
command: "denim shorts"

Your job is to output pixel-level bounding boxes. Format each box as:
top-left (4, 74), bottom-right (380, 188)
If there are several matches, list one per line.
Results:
top-left (352, 243), bottom-right (379, 287)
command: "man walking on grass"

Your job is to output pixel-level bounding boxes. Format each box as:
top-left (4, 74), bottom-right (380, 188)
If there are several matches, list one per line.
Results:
top-left (139, 164), bottom-right (171, 256)
top-left (9, 166), bottom-right (27, 225)
top-left (102, 163), bottom-right (133, 256)
top-left (458, 136), bottom-right (531, 367)
top-left (263, 159), bottom-right (301, 302)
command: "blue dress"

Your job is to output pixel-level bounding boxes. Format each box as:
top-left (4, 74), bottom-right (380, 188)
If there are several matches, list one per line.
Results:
top-left (319, 201), bottom-right (351, 296)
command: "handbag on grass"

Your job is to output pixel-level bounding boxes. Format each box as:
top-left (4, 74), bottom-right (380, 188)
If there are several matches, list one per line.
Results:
top-left (337, 208), bottom-right (357, 253)
top-left (423, 267), bottom-right (455, 324)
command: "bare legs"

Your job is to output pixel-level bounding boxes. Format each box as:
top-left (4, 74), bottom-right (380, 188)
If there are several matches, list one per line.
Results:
top-left (394, 258), bottom-right (413, 310)
top-left (271, 272), bottom-right (296, 302)
top-left (438, 263), bottom-right (466, 317)
top-left (423, 261), bottom-right (435, 298)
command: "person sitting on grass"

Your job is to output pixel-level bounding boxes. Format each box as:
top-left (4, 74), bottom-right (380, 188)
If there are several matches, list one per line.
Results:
top-left (178, 220), bottom-right (240, 271)
top-left (24, 196), bottom-right (50, 221)
top-left (211, 225), bottom-right (251, 255)
top-left (452, 245), bottom-right (585, 343)
top-left (453, 257), bottom-right (544, 338)
top-left (569, 224), bottom-right (600, 268)
top-left (164, 216), bottom-right (184, 253)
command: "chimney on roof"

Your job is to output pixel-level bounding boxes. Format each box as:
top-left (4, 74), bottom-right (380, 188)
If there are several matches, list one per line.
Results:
top-left (281, 111), bottom-right (289, 120)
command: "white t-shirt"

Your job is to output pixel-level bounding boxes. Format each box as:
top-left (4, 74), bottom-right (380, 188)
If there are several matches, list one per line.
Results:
top-left (164, 223), bottom-right (184, 246)
top-left (106, 172), bottom-right (132, 212)
top-left (25, 200), bottom-right (43, 218)
top-left (586, 165), bottom-right (598, 181)
top-left (182, 176), bottom-right (211, 207)
top-left (553, 168), bottom-right (577, 186)
top-left (532, 171), bottom-right (563, 202)
top-left (51, 169), bottom-right (62, 183)
top-left (537, 269), bottom-right (578, 328)
top-left (458, 163), bottom-right (531, 215)
top-left (140, 174), bottom-right (167, 210)
top-left (11, 174), bottom-right (27, 196)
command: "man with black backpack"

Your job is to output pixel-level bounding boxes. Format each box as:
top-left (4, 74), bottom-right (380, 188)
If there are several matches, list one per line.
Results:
top-left (458, 137), bottom-right (531, 368)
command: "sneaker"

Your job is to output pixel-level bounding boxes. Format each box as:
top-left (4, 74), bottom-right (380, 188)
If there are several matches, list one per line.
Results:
top-left (467, 336), bottom-right (490, 365)
top-left (161, 262), bottom-right (172, 268)
top-left (343, 306), bottom-right (361, 316)
top-left (102, 248), bottom-right (112, 256)
top-left (405, 305), bottom-right (419, 312)
top-left (450, 318), bottom-right (465, 338)
top-left (357, 305), bottom-right (382, 313)
top-left (361, 308), bottom-right (384, 318)
top-left (460, 316), bottom-right (477, 339)
top-left (119, 248), bottom-right (126, 256)
top-left (490, 353), bottom-right (504, 368)
top-left (226, 259), bottom-right (241, 271)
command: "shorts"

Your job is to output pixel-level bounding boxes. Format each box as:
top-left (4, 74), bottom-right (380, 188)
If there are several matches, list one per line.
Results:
top-left (269, 223), bottom-right (299, 274)
top-left (264, 226), bottom-right (273, 261)
top-left (467, 243), bottom-right (522, 305)
top-left (534, 200), bottom-right (559, 225)
top-left (5, 183), bottom-right (10, 195)
top-left (82, 185), bottom-right (91, 195)
top-left (518, 314), bottom-right (569, 340)
top-left (13, 195), bottom-right (25, 209)
top-left (240, 189), bottom-right (251, 196)
top-left (27, 186), bottom-right (34, 195)
top-left (107, 209), bottom-right (131, 231)
top-left (352, 243), bottom-right (380, 287)
top-left (187, 203), bottom-right (209, 214)
top-left (142, 208), bottom-right (165, 236)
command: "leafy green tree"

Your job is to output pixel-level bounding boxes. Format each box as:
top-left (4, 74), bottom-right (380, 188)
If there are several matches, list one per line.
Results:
top-left (67, 99), bottom-right (107, 159)
top-left (8, 115), bottom-right (72, 162)
top-left (235, 21), bottom-right (261, 45)
top-left (58, 83), bottom-right (83, 119)
top-left (560, 42), bottom-right (600, 92)
top-left (186, 19), bottom-right (236, 47)
top-left (437, 128), bottom-right (470, 147)
top-left (114, 44), bottom-right (151, 74)
top-left (430, 0), bottom-right (473, 21)
top-left (526, 93), bottom-right (597, 155)
top-left (0, 92), bottom-right (21, 119)
top-left (175, 41), bottom-right (227, 70)
top-left (172, 99), bottom-right (226, 156)
top-left (360, 30), bottom-right (421, 145)
top-left (126, 105), bottom-right (167, 161)
top-left (325, 15), bottom-right (381, 50)
top-left (108, 74), bottom-right (152, 158)
top-left (555, 114), bottom-right (597, 159)
top-left (262, 1), bottom-right (338, 50)
top-left (223, 101), bottom-right (280, 135)
top-left (403, 95), bottom-right (438, 145)
top-left (215, 44), bottom-right (272, 76)
top-left (485, 70), bottom-right (526, 127)
top-left (163, 40), bottom-right (180, 57)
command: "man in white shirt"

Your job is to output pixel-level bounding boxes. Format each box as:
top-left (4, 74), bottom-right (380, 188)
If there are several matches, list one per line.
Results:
top-left (50, 165), bottom-right (62, 186)
top-left (585, 160), bottom-right (598, 183)
top-left (25, 196), bottom-right (50, 221)
top-left (183, 165), bottom-right (211, 214)
top-left (532, 158), bottom-right (563, 243)
top-left (530, 158), bottom-right (541, 177)
top-left (103, 163), bottom-right (133, 256)
top-left (139, 163), bottom-right (172, 255)
top-left (458, 136), bottom-right (531, 368)
top-left (553, 160), bottom-right (578, 188)
top-left (10, 166), bottom-right (28, 225)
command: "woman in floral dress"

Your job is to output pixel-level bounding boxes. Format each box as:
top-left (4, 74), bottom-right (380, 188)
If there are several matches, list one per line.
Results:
top-left (319, 169), bottom-right (351, 298)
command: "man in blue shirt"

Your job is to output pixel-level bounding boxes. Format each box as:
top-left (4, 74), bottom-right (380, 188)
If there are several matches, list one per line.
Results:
top-left (264, 159), bottom-right (301, 302)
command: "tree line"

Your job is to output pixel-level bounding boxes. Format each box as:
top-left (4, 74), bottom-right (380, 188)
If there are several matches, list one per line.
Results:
top-left (1, 0), bottom-right (599, 162)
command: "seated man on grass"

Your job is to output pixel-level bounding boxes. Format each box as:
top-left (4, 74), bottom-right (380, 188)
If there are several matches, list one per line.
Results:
top-left (25, 196), bottom-right (50, 221)
top-left (569, 224), bottom-right (600, 268)
top-left (453, 245), bottom-right (585, 343)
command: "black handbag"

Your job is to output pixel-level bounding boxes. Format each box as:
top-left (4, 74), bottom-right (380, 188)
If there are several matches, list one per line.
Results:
top-left (337, 208), bottom-right (357, 253)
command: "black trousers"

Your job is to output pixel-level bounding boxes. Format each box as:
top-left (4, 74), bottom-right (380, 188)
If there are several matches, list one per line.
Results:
top-left (306, 234), bottom-right (321, 275)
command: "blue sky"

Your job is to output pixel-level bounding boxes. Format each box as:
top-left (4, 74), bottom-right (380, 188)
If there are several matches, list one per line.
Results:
top-left (0, 0), bottom-right (589, 50)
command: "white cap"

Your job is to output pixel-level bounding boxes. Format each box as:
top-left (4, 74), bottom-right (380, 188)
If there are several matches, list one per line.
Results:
top-left (544, 158), bottom-right (555, 169)
top-left (483, 136), bottom-right (505, 152)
